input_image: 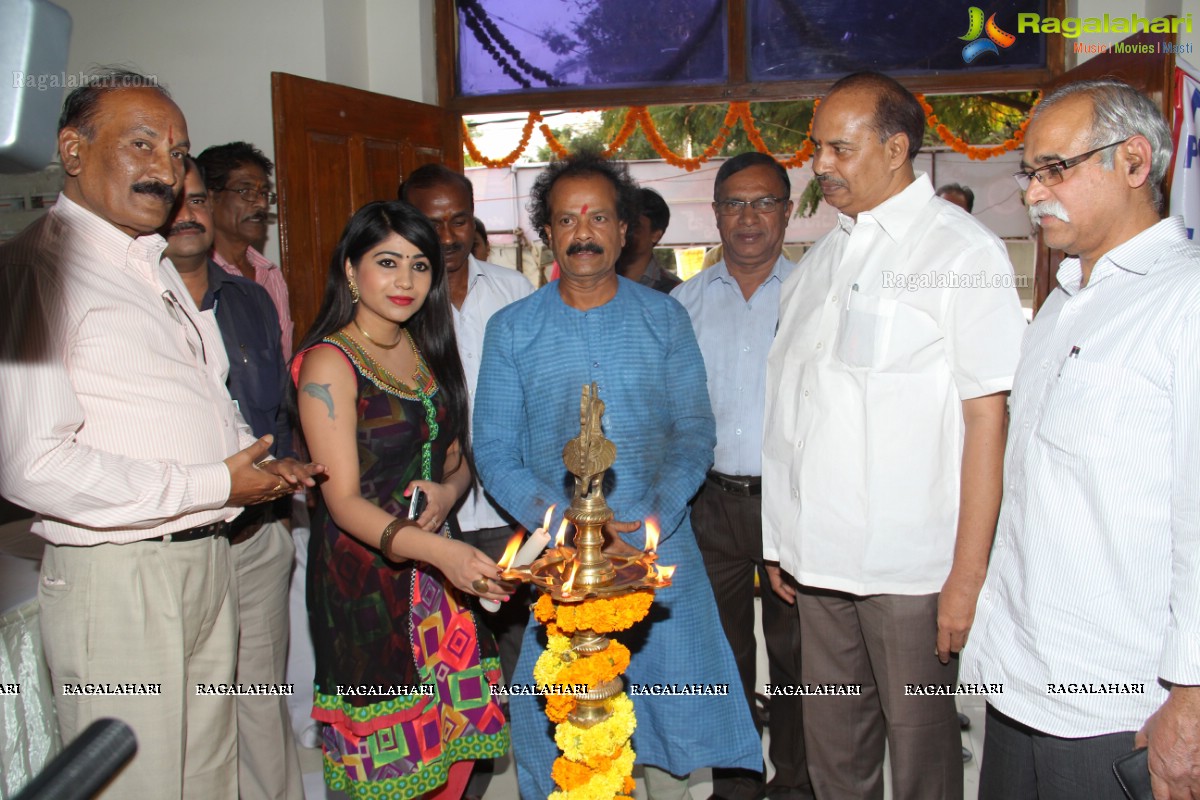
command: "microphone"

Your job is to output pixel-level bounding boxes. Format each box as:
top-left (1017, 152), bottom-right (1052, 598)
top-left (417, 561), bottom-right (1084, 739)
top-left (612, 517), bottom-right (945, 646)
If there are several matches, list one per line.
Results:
top-left (12, 718), bottom-right (137, 800)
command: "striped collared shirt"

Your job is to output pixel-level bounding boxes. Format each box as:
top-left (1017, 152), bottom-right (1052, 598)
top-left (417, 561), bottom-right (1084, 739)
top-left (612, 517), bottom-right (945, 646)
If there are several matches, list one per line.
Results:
top-left (962, 216), bottom-right (1200, 735)
top-left (0, 194), bottom-right (254, 545)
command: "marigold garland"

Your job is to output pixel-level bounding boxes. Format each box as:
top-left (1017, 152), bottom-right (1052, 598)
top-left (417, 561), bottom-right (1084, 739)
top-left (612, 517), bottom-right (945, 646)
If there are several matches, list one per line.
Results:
top-left (549, 745), bottom-right (636, 800)
top-left (535, 590), bottom-right (654, 635)
top-left (471, 94), bottom-right (1033, 169)
top-left (536, 590), bottom-right (651, 798)
top-left (915, 93), bottom-right (1038, 161)
top-left (463, 111), bottom-right (541, 168)
top-left (554, 693), bottom-right (637, 762)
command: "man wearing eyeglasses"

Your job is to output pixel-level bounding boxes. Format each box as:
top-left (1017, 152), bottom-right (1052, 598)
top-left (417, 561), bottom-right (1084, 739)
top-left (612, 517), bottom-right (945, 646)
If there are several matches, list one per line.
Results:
top-left (671, 151), bottom-right (813, 800)
top-left (162, 157), bottom-right (303, 800)
top-left (761, 72), bottom-right (1026, 799)
top-left (0, 71), bottom-right (323, 799)
top-left (960, 80), bottom-right (1200, 800)
top-left (196, 142), bottom-right (293, 359)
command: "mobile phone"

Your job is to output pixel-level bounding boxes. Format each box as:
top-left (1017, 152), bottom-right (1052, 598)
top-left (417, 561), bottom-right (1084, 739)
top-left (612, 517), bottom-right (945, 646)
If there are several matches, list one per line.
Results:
top-left (1112, 747), bottom-right (1151, 800)
top-left (407, 486), bottom-right (427, 521)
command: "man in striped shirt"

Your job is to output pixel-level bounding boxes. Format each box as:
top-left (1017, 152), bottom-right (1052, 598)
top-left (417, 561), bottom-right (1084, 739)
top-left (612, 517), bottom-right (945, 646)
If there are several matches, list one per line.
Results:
top-left (962, 80), bottom-right (1200, 799)
top-left (0, 71), bottom-right (322, 799)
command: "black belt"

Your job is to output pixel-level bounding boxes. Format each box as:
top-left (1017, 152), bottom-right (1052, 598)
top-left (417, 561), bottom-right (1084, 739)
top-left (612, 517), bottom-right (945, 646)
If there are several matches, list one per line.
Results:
top-left (148, 520), bottom-right (232, 543)
top-left (706, 471), bottom-right (762, 496)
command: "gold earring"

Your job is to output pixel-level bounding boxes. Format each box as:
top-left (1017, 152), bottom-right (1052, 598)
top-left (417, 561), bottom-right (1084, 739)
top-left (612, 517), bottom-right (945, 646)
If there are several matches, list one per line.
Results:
top-left (348, 279), bottom-right (360, 304)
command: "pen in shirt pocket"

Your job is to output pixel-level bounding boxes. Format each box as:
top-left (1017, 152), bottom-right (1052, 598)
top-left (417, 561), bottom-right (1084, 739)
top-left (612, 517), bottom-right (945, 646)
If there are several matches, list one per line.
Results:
top-left (1057, 345), bottom-right (1081, 377)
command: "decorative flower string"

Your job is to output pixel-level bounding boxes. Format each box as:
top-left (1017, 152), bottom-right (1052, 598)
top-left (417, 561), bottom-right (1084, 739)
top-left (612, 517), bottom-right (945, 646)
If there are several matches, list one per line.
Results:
top-left (464, 111), bottom-right (542, 168)
top-left (915, 93), bottom-right (1038, 160)
top-left (534, 592), bottom-right (653, 799)
top-left (470, 96), bottom-right (1034, 168)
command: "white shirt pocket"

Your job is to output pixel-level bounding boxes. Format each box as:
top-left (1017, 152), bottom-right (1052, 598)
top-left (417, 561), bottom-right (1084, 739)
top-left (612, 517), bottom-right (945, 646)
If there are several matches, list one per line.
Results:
top-left (836, 291), bottom-right (896, 369)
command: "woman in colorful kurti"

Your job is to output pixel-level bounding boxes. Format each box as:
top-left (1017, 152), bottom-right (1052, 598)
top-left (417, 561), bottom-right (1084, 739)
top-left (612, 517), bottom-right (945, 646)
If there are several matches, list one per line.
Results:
top-left (293, 201), bottom-right (509, 799)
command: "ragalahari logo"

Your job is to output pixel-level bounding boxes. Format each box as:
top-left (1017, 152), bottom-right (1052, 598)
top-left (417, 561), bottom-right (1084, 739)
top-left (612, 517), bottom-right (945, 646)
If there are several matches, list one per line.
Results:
top-left (960, 7), bottom-right (1017, 63)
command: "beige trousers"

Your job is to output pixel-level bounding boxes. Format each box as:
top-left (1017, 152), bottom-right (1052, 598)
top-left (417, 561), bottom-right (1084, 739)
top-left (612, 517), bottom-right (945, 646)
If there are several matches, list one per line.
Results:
top-left (232, 520), bottom-right (303, 799)
top-left (39, 536), bottom-right (238, 800)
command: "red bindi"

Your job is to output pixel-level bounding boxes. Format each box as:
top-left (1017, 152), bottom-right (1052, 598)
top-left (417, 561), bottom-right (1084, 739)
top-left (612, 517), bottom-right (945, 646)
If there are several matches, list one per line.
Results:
top-left (168, 125), bottom-right (174, 146)
top-left (580, 204), bottom-right (589, 216)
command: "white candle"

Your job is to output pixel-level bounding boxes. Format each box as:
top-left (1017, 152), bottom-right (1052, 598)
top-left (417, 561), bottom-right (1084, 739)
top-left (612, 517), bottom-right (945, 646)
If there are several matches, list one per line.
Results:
top-left (481, 507), bottom-right (556, 612)
top-left (481, 528), bottom-right (549, 613)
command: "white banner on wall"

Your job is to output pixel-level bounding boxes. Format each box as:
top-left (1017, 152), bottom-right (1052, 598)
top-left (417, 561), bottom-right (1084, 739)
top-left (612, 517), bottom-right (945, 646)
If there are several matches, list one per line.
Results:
top-left (1170, 58), bottom-right (1200, 239)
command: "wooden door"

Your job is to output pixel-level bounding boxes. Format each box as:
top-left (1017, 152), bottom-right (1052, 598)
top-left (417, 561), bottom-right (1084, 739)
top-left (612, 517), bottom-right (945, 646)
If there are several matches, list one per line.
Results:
top-left (271, 72), bottom-right (461, 348)
top-left (1030, 30), bottom-right (1177, 312)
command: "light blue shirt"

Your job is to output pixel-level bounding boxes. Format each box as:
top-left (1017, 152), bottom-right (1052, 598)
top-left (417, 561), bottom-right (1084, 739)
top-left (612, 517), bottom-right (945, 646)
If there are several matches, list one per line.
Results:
top-left (672, 256), bottom-right (796, 475)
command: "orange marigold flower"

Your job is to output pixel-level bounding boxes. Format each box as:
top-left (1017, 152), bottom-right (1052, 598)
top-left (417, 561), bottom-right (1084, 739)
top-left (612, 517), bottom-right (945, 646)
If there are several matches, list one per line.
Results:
top-left (545, 693), bottom-right (576, 724)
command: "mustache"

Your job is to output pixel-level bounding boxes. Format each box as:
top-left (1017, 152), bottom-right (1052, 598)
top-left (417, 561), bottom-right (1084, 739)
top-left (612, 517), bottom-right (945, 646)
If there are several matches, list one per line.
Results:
top-left (1028, 200), bottom-right (1070, 227)
top-left (442, 241), bottom-right (463, 255)
top-left (168, 221), bottom-right (207, 236)
top-left (132, 181), bottom-right (176, 203)
top-left (566, 241), bottom-right (604, 256)
top-left (243, 211), bottom-right (268, 223)
top-left (815, 173), bottom-right (847, 188)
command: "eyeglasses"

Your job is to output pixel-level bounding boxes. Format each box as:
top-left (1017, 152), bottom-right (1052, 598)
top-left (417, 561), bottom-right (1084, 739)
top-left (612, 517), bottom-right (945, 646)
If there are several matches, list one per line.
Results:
top-left (714, 196), bottom-right (787, 216)
top-left (162, 289), bottom-right (207, 365)
top-left (215, 186), bottom-right (277, 205)
top-left (1012, 140), bottom-right (1126, 191)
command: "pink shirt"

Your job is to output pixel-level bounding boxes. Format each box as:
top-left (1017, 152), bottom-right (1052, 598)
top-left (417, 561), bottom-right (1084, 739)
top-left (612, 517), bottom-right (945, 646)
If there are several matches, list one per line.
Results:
top-left (0, 194), bottom-right (255, 545)
top-left (212, 246), bottom-right (294, 360)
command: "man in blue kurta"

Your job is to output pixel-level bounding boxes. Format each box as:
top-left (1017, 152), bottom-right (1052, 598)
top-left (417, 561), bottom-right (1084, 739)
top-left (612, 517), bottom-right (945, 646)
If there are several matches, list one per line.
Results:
top-left (474, 148), bottom-right (760, 799)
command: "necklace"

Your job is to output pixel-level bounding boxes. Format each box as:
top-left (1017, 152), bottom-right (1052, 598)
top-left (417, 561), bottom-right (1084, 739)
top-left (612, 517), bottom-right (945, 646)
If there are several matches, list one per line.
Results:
top-left (334, 329), bottom-right (439, 482)
top-left (352, 317), bottom-right (404, 349)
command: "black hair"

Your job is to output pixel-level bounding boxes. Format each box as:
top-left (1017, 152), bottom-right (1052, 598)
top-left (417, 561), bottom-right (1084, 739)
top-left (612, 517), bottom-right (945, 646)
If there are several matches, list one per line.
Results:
top-left (637, 188), bottom-right (670, 233)
top-left (713, 152), bottom-right (791, 200)
top-left (936, 183), bottom-right (975, 212)
top-left (58, 68), bottom-right (170, 138)
top-left (474, 217), bottom-right (489, 242)
top-left (399, 163), bottom-right (475, 207)
top-left (290, 200), bottom-right (472, 472)
top-left (527, 145), bottom-right (640, 245)
top-left (195, 142), bottom-right (273, 191)
top-left (184, 155), bottom-right (206, 186)
top-left (827, 71), bottom-right (925, 161)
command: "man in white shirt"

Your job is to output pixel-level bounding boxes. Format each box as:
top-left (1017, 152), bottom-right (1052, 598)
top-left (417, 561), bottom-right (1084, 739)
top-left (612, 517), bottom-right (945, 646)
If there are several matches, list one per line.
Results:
top-left (672, 152), bottom-right (811, 800)
top-left (762, 71), bottom-right (1026, 799)
top-left (0, 71), bottom-right (322, 799)
top-left (961, 79), bottom-right (1200, 800)
top-left (400, 165), bottom-right (532, 797)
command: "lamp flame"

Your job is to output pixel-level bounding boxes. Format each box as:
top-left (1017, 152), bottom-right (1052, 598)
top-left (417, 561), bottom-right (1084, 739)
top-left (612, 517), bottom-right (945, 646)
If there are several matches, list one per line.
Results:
top-left (497, 533), bottom-right (522, 570)
top-left (554, 518), bottom-right (570, 548)
top-left (656, 564), bottom-right (676, 583)
top-left (644, 518), bottom-right (661, 552)
top-left (562, 561), bottom-right (579, 595)
top-left (541, 504), bottom-right (556, 533)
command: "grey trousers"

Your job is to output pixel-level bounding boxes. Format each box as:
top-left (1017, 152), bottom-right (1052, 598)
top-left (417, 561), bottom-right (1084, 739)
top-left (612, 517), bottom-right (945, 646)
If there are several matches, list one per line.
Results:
top-left (796, 587), bottom-right (963, 800)
top-left (978, 704), bottom-right (1136, 800)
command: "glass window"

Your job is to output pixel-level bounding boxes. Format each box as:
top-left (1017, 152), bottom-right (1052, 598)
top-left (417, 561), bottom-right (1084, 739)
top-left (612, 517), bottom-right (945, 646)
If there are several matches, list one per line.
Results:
top-left (747, 0), bottom-right (1046, 82)
top-left (457, 0), bottom-right (728, 96)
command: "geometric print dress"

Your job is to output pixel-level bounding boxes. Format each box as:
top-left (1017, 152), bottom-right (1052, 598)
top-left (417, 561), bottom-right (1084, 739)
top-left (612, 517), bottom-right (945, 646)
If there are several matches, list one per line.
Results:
top-left (301, 332), bottom-right (509, 799)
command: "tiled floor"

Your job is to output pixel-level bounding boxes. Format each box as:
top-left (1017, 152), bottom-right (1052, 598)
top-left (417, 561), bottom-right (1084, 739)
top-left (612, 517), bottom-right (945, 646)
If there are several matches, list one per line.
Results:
top-left (298, 599), bottom-right (988, 800)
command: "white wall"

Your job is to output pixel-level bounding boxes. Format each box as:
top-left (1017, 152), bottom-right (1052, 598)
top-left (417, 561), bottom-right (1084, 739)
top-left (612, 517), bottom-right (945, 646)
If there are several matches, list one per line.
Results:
top-left (48, 0), bottom-right (437, 261)
top-left (1068, 0), bottom-right (1198, 68)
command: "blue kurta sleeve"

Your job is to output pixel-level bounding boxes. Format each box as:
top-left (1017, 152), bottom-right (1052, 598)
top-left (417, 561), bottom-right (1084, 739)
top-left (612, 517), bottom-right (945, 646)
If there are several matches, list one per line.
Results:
top-left (474, 304), bottom-right (568, 532)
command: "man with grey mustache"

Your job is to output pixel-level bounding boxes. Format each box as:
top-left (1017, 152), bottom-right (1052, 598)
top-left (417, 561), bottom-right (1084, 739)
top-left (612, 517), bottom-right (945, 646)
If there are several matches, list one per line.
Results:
top-left (962, 79), bottom-right (1200, 800)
